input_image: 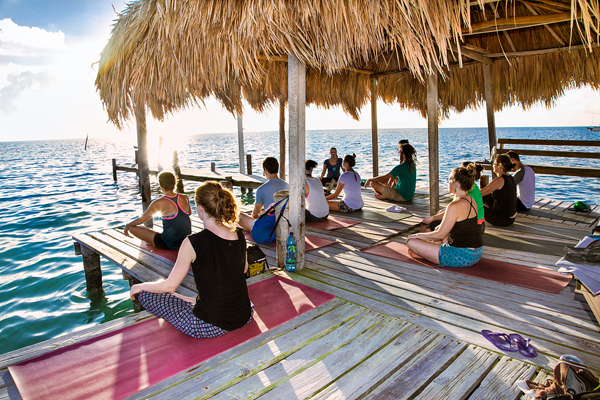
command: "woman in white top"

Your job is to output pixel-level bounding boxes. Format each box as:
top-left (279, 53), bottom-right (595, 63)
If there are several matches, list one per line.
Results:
top-left (325, 154), bottom-right (363, 212)
top-left (305, 160), bottom-right (329, 222)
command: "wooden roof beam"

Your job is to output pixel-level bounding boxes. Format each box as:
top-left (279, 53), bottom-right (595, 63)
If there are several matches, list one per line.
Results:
top-left (521, 1), bottom-right (566, 45)
top-left (487, 42), bottom-right (600, 58)
top-left (450, 44), bottom-right (494, 65)
top-left (463, 12), bottom-right (574, 35)
top-left (535, 0), bottom-right (570, 11)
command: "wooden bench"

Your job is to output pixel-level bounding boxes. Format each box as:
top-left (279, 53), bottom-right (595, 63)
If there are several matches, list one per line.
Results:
top-left (481, 138), bottom-right (600, 178)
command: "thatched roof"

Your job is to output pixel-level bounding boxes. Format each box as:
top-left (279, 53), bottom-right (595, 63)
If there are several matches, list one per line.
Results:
top-left (96, 0), bottom-right (600, 128)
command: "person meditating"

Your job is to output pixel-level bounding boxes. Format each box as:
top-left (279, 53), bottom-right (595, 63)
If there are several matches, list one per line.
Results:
top-left (124, 171), bottom-right (192, 250)
top-left (252, 157), bottom-right (289, 218)
top-left (319, 147), bottom-right (343, 187)
top-left (424, 162), bottom-right (485, 233)
top-left (326, 154), bottom-right (363, 212)
top-left (480, 154), bottom-right (517, 226)
top-left (130, 181), bottom-right (253, 338)
top-left (365, 142), bottom-right (417, 202)
top-left (406, 166), bottom-right (483, 267)
top-left (507, 150), bottom-right (536, 212)
top-left (305, 160), bottom-right (329, 222)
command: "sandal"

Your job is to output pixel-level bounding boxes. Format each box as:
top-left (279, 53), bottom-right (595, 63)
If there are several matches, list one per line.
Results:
top-left (481, 330), bottom-right (519, 352)
top-left (509, 333), bottom-right (538, 358)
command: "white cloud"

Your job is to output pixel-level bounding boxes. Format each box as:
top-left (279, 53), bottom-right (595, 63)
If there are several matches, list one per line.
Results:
top-left (0, 70), bottom-right (53, 114)
top-left (0, 18), bottom-right (66, 65)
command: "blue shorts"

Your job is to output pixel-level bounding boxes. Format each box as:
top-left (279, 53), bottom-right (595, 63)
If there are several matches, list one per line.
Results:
top-left (438, 244), bottom-right (482, 268)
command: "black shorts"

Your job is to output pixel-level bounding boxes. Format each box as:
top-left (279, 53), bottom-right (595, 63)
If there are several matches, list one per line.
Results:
top-left (153, 233), bottom-right (170, 250)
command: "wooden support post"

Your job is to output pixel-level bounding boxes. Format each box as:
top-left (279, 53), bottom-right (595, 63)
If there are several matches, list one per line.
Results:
top-left (220, 178), bottom-right (234, 191)
top-left (172, 151), bottom-right (184, 193)
top-left (211, 162), bottom-right (216, 172)
top-left (287, 54), bottom-right (306, 270)
top-left (426, 73), bottom-right (440, 216)
top-left (371, 77), bottom-right (379, 177)
top-left (237, 114), bottom-right (245, 174)
top-left (80, 245), bottom-right (103, 296)
top-left (135, 103), bottom-right (152, 227)
top-left (112, 158), bottom-right (117, 182)
top-left (482, 63), bottom-right (497, 159)
top-left (279, 97), bottom-right (286, 181)
top-left (274, 190), bottom-right (290, 269)
top-left (246, 154), bottom-right (252, 175)
top-left (123, 272), bottom-right (143, 313)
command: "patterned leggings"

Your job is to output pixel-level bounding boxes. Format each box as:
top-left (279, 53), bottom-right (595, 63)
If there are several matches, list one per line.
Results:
top-left (138, 291), bottom-right (252, 339)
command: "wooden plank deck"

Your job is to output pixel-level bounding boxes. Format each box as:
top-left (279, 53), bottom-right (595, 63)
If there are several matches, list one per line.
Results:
top-left (1, 188), bottom-right (599, 399)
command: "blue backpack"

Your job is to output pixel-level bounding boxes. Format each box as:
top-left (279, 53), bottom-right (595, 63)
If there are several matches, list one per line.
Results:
top-left (251, 196), bottom-right (289, 245)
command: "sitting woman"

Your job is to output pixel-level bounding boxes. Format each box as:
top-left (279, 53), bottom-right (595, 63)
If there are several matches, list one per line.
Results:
top-left (406, 166), bottom-right (483, 267)
top-left (130, 181), bottom-right (253, 338)
top-left (365, 142), bottom-right (417, 202)
top-left (305, 160), bottom-right (329, 222)
top-left (326, 154), bottom-right (363, 212)
top-left (480, 154), bottom-right (517, 226)
top-left (319, 147), bottom-right (343, 186)
top-left (124, 171), bottom-right (192, 249)
top-left (424, 162), bottom-right (485, 233)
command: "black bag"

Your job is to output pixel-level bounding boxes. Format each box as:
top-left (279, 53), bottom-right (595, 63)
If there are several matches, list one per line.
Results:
top-left (245, 245), bottom-right (269, 278)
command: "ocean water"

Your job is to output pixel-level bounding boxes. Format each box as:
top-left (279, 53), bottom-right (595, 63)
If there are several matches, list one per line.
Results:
top-left (0, 127), bottom-right (599, 355)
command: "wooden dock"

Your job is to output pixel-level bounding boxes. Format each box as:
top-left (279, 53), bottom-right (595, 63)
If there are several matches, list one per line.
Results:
top-left (2, 188), bottom-right (599, 399)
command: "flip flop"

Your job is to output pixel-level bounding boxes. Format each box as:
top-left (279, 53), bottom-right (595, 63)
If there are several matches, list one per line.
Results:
top-left (481, 330), bottom-right (518, 352)
top-left (509, 333), bottom-right (538, 358)
top-left (516, 380), bottom-right (537, 399)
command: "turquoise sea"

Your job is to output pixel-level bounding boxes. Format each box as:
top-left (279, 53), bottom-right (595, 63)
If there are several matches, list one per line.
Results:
top-left (1, 127), bottom-right (599, 355)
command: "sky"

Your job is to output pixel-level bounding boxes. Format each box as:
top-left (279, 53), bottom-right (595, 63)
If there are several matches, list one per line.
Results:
top-left (0, 1), bottom-right (599, 143)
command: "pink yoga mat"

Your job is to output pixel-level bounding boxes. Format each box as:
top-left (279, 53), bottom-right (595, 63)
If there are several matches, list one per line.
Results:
top-left (307, 216), bottom-right (361, 230)
top-left (360, 242), bottom-right (571, 294)
top-left (9, 276), bottom-right (335, 400)
top-left (141, 242), bottom-right (178, 263)
top-left (244, 231), bottom-right (336, 250)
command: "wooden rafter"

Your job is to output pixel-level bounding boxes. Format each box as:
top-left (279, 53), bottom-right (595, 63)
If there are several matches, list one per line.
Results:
top-left (486, 42), bottom-right (600, 58)
top-left (464, 12), bottom-right (574, 35)
top-left (256, 54), bottom-right (374, 75)
top-left (522, 1), bottom-right (566, 45)
top-left (451, 44), bottom-right (494, 64)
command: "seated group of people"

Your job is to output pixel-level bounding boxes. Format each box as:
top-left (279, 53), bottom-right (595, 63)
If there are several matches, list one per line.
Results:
top-left (407, 151), bottom-right (535, 268)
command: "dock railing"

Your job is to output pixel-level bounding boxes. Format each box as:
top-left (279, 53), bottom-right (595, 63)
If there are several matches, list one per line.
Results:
top-left (482, 138), bottom-right (600, 178)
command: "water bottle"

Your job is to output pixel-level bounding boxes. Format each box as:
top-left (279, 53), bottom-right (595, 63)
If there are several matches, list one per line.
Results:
top-left (285, 232), bottom-right (297, 272)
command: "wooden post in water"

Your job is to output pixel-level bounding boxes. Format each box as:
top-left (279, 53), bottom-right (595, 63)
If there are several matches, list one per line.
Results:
top-left (279, 97), bottom-right (286, 181)
top-left (135, 102), bottom-right (152, 227)
top-left (211, 162), bottom-right (216, 172)
top-left (426, 73), bottom-right (440, 216)
top-left (112, 158), bottom-right (117, 181)
top-left (482, 64), bottom-right (497, 159)
top-left (246, 154), bottom-right (252, 175)
top-left (274, 190), bottom-right (289, 268)
top-left (371, 77), bottom-right (379, 177)
top-left (79, 245), bottom-right (103, 295)
top-left (237, 114), bottom-right (245, 174)
top-left (287, 54), bottom-right (306, 270)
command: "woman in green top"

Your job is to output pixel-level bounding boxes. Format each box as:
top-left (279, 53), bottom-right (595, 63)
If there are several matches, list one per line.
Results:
top-left (365, 142), bottom-right (417, 201)
top-left (424, 163), bottom-right (485, 233)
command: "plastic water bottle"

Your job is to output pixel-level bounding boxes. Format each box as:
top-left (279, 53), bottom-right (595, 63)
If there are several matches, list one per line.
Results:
top-left (285, 232), bottom-right (297, 272)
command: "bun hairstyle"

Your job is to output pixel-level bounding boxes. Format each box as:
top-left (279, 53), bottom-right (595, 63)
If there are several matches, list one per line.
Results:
top-left (495, 154), bottom-right (515, 173)
top-left (461, 161), bottom-right (484, 181)
top-left (195, 181), bottom-right (240, 231)
top-left (343, 153), bottom-right (356, 168)
top-left (158, 171), bottom-right (176, 191)
top-left (399, 143), bottom-right (417, 173)
top-left (451, 166), bottom-right (476, 192)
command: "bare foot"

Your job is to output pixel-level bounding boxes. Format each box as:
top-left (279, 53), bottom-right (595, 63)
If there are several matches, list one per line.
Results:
top-left (407, 248), bottom-right (419, 259)
top-left (419, 228), bottom-right (431, 233)
top-left (374, 193), bottom-right (387, 200)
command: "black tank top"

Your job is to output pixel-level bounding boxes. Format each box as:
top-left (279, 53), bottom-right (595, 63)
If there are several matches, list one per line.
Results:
top-left (491, 175), bottom-right (517, 217)
top-left (448, 198), bottom-right (483, 248)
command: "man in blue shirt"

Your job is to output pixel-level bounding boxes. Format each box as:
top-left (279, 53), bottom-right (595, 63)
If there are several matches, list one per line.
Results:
top-left (252, 157), bottom-right (289, 218)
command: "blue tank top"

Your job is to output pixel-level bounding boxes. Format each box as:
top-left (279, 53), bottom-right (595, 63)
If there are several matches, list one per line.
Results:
top-left (324, 158), bottom-right (343, 179)
top-left (161, 194), bottom-right (192, 249)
